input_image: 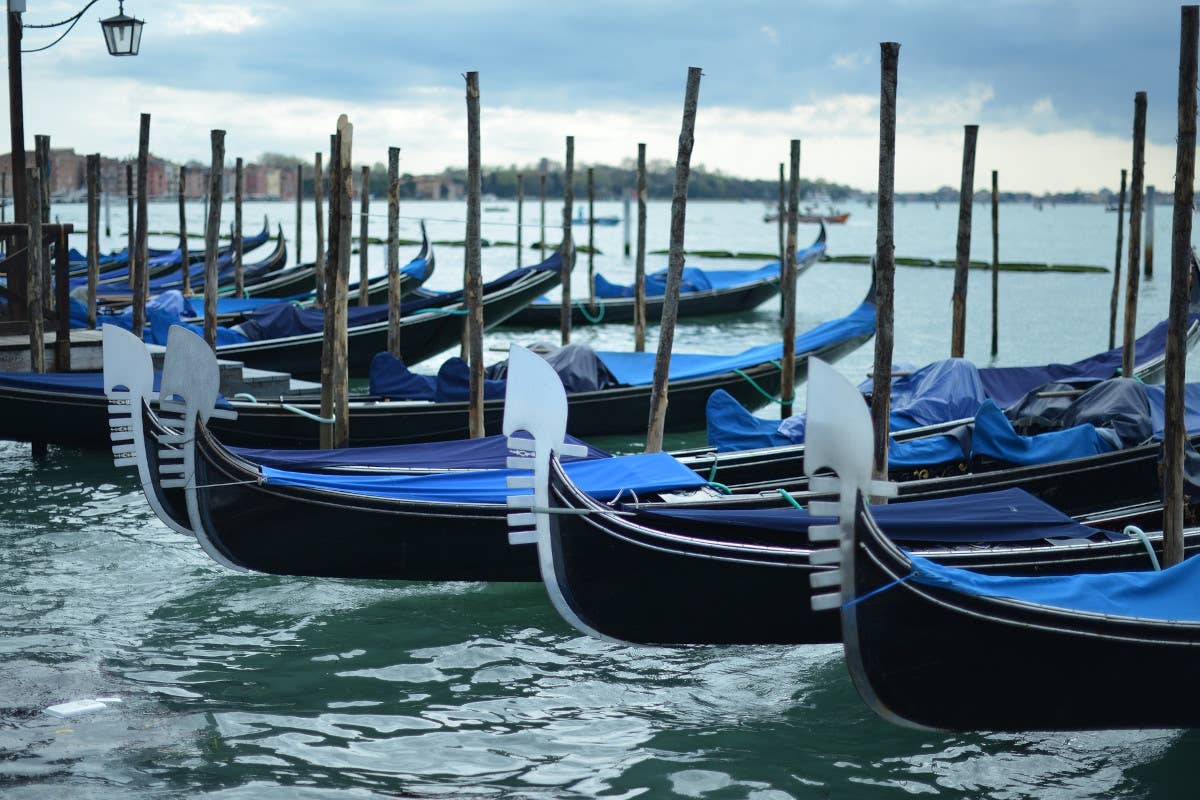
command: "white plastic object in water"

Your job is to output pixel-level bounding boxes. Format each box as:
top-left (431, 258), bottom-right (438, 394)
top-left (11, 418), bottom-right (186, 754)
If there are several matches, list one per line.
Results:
top-left (44, 696), bottom-right (121, 719)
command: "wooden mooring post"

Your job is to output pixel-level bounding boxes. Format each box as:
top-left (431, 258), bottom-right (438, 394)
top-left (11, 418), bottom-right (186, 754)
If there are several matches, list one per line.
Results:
top-left (321, 116), bottom-right (353, 449)
top-left (26, 167), bottom-right (42, 374)
top-left (516, 173), bottom-right (524, 268)
top-left (1108, 169), bottom-right (1127, 349)
top-left (203, 130), bottom-right (225, 349)
top-left (646, 66), bottom-right (702, 454)
top-left (1144, 184), bottom-right (1155, 279)
top-left (623, 188), bottom-right (631, 256)
top-left (133, 114), bottom-right (150, 340)
top-left (387, 146), bottom-right (402, 359)
top-left (777, 162), bottom-right (785, 317)
top-left (560, 135), bottom-right (575, 346)
top-left (465, 72), bottom-right (485, 439)
top-left (295, 163), bottom-right (303, 264)
top-left (780, 140), bottom-right (800, 419)
top-left (587, 167), bottom-right (596, 311)
top-left (1122, 91), bottom-right (1148, 379)
top-left (990, 169), bottom-right (999, 357)
top-left (358, 165), bottom-right (369, 306)
top-left (635, 142), bottom-right (647, 352)
top-left (871, 42), bottom-right (901, 483)
top-left (234, 157), bottom-right (244, 297)
top-left (950, 124), bottom-right (978, 358)
top-left (539, 170), bottom-right (546, 261)
top-left (86, 155), bottom-right (99, 329)
top-left (1161, 4), bottom-right (1197, 568)
top-left (178, 165), bottom-right (191, 296)
top-left (314, 151), bottom-right (325, 305)
top-left (125, 164), bottom-right (134, 289)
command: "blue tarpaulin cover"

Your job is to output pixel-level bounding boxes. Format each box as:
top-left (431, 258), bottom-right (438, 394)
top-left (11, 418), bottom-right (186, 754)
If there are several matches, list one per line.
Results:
top-left (597, 300), bottom-right (875, 386)
top-left (906, 548), bottom-right (1200, 621)
top-left (259, 451), bottom-right (705, 504)
top-left (232, 432), bottom-right (608, 472)
top-left (640, 487), bottom-right (1121, 544)
top-left (0, 369), bottom-right (232, 408)
top-left (972, 400), bottom-right (1118, 465)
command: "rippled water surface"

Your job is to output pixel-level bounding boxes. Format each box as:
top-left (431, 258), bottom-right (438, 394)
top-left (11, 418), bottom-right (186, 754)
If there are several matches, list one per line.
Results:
top-left (2, 199), bottom-right (1198, 797)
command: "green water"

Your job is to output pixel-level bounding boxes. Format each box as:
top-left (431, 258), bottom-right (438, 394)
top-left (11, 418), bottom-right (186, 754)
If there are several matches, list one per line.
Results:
top-left (3, 200), bottom-right (1199, 797)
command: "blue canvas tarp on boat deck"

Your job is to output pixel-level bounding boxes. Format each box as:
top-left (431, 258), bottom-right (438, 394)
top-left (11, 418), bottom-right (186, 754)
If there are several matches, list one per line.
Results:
top-left (259, 451), bottom-right (705, 504)
top-left (906, 547), bottom-right (1200, 622)
top-left (0, 368), bottom-right (233, 408)
top-left (640, 486), bottom-right (1122, 544)
top-left (597, 300), bottom-right (875, 386)
top-left (971, 400), bottom-right (1118, 465)
top-left (232, 432), bottom-right (609, 472)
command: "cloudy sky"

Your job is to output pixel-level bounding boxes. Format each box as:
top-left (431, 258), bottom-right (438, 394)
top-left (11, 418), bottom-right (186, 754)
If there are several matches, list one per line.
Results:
top-left (7, 0), bottom-right (1196, 192)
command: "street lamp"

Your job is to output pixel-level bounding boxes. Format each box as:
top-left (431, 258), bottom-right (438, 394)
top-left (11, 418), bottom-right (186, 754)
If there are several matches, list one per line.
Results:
top-left (99, 1), bottom-right (142, 57)
top-left (7, 0), bottom-right (145, 222)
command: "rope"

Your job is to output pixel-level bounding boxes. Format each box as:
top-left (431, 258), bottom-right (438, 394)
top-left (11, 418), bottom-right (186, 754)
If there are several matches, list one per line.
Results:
top-left (733, 366), bottom-right (784, 405)
top-left (577, 297), bottom-right (605, 323)
top-left (282, 404), bottom-right (334, 424)
top-left (707, 481), bottom-right (732, 495)
top-left (233, 392), bottom-right (258, 403)
top-left (607, 487), bottom-right (639, 506)
top-left (778, 488), bottom-right (804, 510)
top-left (707, 456), bottom-right (719, 483)
top-left (843, 569), bottom-right (916, 609)
top-left (1125, 525), bottom-right (1162, 571)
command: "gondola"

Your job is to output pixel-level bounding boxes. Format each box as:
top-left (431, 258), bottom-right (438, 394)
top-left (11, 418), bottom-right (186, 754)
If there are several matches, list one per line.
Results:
top-left (810, 358), bottom-right (1200, 731)
top-left (207, 250), bottom-right (563, 377)
top-left (242, 222), bottom-right (436, 302)
top-left (86, 218), bottom-right (272, 289)
top-left (501, 354), bottom-right (1200, 645)
top-left (103, 327), bottom-right (708, 579)
top-left (504, 224), bottom-right (826, 327)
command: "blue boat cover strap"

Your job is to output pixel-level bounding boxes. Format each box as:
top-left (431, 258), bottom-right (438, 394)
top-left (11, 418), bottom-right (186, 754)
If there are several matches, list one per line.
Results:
top-left (259, 451), bottom-right (704, 504)
top-left (232, 431), bottom-right (609, 472)
top-left (640, 486), bottom-right (1121, 544)
top-left (906, 547), bottom-right (1200, 622)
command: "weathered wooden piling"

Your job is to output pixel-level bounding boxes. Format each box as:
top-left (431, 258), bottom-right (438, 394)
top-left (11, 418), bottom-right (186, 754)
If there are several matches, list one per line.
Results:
top-left (314, 152), bottom-right (325, 306)
top-left (623, 189), bottom-right (631, 256)
top-left (780, 140), bottom-right (800, 420)
top-left (103, 177), bottom-right (110, 236)
top-left (86, 154), bottom-right (99, 329)
top-left (990, 169), bottom-right (999, 357)
top-left (203, 130), bottom-right (225, 349)
top-left (587, 166), bottom-right (596, 311)
top-left (465, 72), bottom-right (485, 439)
top-left (646, 66), bottom-right (702, 454)
top-left (321, 117), bottom-right (353, 449)
top-left (53, 226), bottom-right (69, 372)
top-left (777, 162), bottom-right (785, 317)
top-left (1122, 91), bottom-right (1148, 379)
top-left (358, 165), bottom-right (370, 306)
top-left (7, 12), bottom-right (25, 228)
top-left (1161, 5), bottom-right (1197, 568)
top-left (132, 114), bottom-right (150, 339)
top-left (178, 165), bottom-right (191, 296)
top-left (539, 170), bottom-right (547, 261)
top-left (1108, 169), bottom-right (1127, 349)
top-left (2, 172), bottom-right (8, 223)
top-left (871, 42), bottom-right (901, 482)
top-left (26, 167), bottom-right (42, 374)
top-left (1144, 184), bottom-right (1155, 278)
top-left (560, 136), bottom-right (575, 346)
top-left (635, 143), bottom-right (647, 352)
top-left (233, 157), bottom-right (244, 297)
top-left (320, 134), bottom-right (340, 448)
top-left (516, 173), bottom-right (524, 268)
top-left (295, 163), bottom-right (303, 264)
top-left (950, 124), bottom-right (978, 358)
top-left (34, 135), bottom-right (48, 225)
top-left (387, 146), bottom-right (402, 359)
top-left (125, 164), bottom-right (134, 289)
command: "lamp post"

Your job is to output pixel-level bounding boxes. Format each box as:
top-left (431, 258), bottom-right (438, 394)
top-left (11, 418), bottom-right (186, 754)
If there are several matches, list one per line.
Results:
top-left (6, 0), bottom-right (143, 223)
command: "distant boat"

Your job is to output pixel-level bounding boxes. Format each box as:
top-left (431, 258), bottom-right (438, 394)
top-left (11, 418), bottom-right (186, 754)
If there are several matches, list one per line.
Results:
top-left (764, 206), bottom-right (849, 224)
top-left (574, 208), bottom-right (619, 226)
top-left (484, 205), bottom-right (507, 212)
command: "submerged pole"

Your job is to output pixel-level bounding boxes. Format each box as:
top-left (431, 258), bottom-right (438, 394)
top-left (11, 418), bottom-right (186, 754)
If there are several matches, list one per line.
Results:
top-left (780, 140), bottom-right (800, 420)
top-left (387, 146), bottom-right (402, 359)
top-left (465, 72), bottom-right (485, 439)
top-left (871, 42), bottom-right (901, 483)
top-left (950, 124), bottom-right (978, 358)
top-left (646, 66), bottom-right (702, 453)
top-left (203, 130), bottom-right (225, 349)
top-left (1122, 91), bottom-right (1148, 379)
top-left (86, 154), bottom-right (99, 330)
top-left (990, 169), bottom-right (999, 357)
top-left (314, 151), bottom-right (325, 306)
top-left (179, 165), bottom-right (191, 296)
top-left (1145, 184), bottom-right (1156, 279)
top-left (635, 142), bottom-right (647, 352)
top-left (1109, 169), bottom-right (1127, 350)
top-left (358, 165), bottom-right (369, 306)
top-left (1162, 5), bottom-right (1197, 568)
top-left (560, 135), bottom-right (575, 346)
top-left (133, 114), bottom-right (150, 340)
top-left (234, 157), bottom-right (244, 298)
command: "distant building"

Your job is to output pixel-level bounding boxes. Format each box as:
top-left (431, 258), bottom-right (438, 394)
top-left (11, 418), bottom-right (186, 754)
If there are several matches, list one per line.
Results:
top-left (411, 174), bottom-right (462, 200)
